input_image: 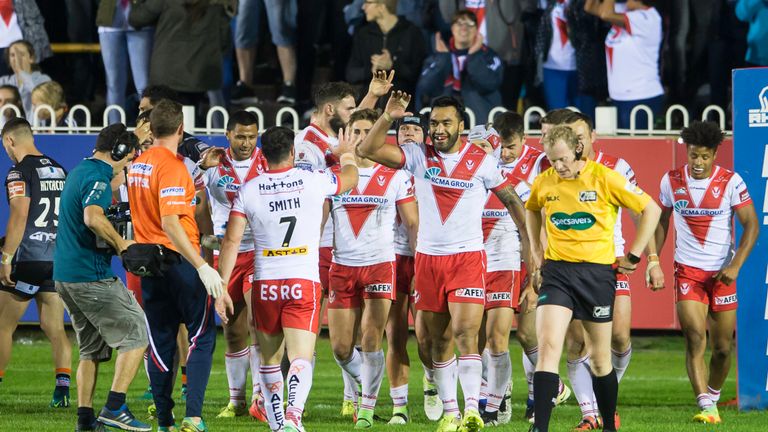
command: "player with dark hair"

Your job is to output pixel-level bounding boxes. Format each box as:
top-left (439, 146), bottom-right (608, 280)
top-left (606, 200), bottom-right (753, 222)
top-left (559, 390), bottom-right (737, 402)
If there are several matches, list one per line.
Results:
top-left (217, 126), bottom-right (359, 432)
top-left (526, 125), bottom-right (660, 432)
top-left (54, 123), bottom-right (149, 432)
top-left (647, 120), bottom-right (758, 424)
top-left (359, 93), bottom-right (530, 432)
top-left (0, 117), bottom-right (72, 408)
top-left (196, 110), bottom-right (269, 421)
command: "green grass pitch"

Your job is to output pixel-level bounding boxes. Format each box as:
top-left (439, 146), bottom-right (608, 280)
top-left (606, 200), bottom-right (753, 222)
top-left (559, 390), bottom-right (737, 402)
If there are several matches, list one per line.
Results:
top-left (0, 329), bottom-right (765, 431)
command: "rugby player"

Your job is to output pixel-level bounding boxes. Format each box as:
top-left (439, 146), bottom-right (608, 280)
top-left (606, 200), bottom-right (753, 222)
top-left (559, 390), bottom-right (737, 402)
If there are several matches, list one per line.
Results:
top-left (647, 121), bottom-right (758, 424)
top-left (217, 126), bottom-right (359, 432)
top-left (197, 111), bottom-right (269, 420)
top-left (0, 118), bottom-right (72, 408)
top-left (359, 92), bottom-right (530, 432)
top-left (327, 109), bottom-right (417, 427)
top-left (526, 126), bottom-right (660, 432)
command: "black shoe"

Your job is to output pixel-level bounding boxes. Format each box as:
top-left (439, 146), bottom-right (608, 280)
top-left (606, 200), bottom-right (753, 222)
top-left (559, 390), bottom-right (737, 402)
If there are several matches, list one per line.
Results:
top-left (75, 421), bottom-right (106, 432)
top-left (480, 410), bottom-right (498, 426)
top-left (277, 84), bottom-right (296, 105)
top-left (231, 81), bottom-right (259, 104)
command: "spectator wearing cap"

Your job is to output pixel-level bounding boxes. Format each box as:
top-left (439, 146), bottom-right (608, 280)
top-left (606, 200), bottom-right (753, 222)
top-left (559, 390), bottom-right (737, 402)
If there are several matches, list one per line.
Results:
top-left (346, 0), bottom-right (428, 98)
top-left (586, 0), bottom-right (663, 130)
top-left (736, 0), bottom-right (768, 66)
top-left (0, 40), bottom-right (51, 119)
top-left (417, 9), bottom-right (504, 125)
top-left (96, 0), bottom-right (154, 125)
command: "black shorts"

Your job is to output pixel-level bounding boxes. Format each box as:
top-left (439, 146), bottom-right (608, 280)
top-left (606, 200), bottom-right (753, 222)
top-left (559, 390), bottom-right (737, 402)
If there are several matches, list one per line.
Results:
top-left (0, 261), bottom-right (55, 300)
top-left (0, 282), bottom-right (56, 301)
top-left (537, 260), bottom-right (616, 323)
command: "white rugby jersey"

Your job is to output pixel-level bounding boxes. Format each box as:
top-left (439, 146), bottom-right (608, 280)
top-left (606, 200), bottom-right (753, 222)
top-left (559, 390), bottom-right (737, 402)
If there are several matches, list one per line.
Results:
top-left (393, 174), bottom-right (416, 257)
top-left (331, 165), bottom-right (414, 266)
top-left (231, 167), bottom-right (342, 281)
top-left (294, 123), bottom-right (339, 248)
top-left (482, 163), bottom-right (531, 272)
top-left (397, 142), bottom-right (511, 255)
top-left (604, 5), bottom-right (664, 101)
top-left (203, 148), bottom-right (267, 253)
top-left (659, 165), bottom-right (752, 271)
top-left (543, 0), bottom-right (576, 71)
top-left (594, 150), bottom-right (636, 257)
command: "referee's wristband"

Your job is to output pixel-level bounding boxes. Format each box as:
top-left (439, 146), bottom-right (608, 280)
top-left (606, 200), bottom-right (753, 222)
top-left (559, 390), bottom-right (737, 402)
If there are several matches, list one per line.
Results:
top-left (626, 253), bottom-right (641, 265)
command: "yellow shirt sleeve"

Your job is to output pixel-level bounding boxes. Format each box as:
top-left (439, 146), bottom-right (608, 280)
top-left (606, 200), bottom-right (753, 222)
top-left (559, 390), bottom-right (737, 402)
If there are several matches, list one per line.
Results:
top-left (526, 176), bottom-right (543, 212)
top-left (603, 168), bottom-right (651, 214)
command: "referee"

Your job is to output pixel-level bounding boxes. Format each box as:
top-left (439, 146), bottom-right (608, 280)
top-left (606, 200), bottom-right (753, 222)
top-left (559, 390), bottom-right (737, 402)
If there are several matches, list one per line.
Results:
top-left (525, 126), bottom-right (661, 432)
top-left (53, 124), bottom-right (149, 432)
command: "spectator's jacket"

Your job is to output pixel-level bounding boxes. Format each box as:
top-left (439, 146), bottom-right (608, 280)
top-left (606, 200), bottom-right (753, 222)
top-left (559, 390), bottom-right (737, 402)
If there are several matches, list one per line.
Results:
top-left (417, 41), bottom-right (504, 124)
top-left (346, 17), bottom-right (427, 95)
top-left (736, 0), bottom-right (768, 66)
top-left (129, 0), bottom-right (230, 93)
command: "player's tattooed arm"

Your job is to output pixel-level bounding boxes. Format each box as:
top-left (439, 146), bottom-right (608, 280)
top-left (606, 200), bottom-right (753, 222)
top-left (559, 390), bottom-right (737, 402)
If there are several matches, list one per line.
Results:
top-left (493, 184), bottom-right (531, 269)
top-left (358, 91), bottom-right (412, 169)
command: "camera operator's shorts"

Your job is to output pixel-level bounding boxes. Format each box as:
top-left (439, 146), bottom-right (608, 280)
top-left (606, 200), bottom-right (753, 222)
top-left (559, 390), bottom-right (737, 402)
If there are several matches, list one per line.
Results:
top-left (56, 278), bottom-right (148, 361)
top-left (537, 260), bottom-right (616, 323)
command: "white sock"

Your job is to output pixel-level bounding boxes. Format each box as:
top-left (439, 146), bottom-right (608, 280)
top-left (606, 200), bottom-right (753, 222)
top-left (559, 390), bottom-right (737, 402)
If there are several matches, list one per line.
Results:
top-left (335, 350), bottom-right (362, 402)
top-left (250, 344), bottom-right (262, 398)
top-left (708, 386), bottom-right (721, 403)
top-left (423, 364), bottom-right (435, 384)
top-left (225, 347), bottom-right (250, 405)
top-left (259, 364), bottom-right (285, 430)
top-left (361, 350), bottom-right (385, 411)
top-left (611, 345), bottom-right (632, 382)
top-left (390, 383), bottom-right (408, 408)
top-left (286, 358), bottom-right (313, 424)
top-left (697, 393), bottom-right (714, 410)
top-left (523, 348), bottom-right (538, 400)
top-left (480, 348), bottom-right (490, 400)
top-left (458, 354), bottom-right (483, 413)
top-left (485, 351), bottom-right (511, 413)
top-left (433, 357), bottom-right (459, 417)
top-left (567, 355), bottom-right (598, 419)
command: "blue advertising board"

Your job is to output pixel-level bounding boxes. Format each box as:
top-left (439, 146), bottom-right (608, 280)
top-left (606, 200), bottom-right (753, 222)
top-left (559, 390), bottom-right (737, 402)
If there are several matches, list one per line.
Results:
top-left (0, 134), bottom-right (229, 323)
top-left (733, 67), bottom-right (768, 410)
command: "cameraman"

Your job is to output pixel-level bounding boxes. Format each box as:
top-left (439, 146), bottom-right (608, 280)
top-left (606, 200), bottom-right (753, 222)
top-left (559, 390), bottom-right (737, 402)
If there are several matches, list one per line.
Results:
top-left (53, 124), bottom-right (150, 432)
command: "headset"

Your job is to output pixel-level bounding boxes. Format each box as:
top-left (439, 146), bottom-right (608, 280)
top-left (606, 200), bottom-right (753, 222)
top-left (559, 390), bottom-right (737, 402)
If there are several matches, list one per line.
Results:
top-left (111, 131), bottom-right (133, 161)
top-left (574, 144), bottom-right (583, 162)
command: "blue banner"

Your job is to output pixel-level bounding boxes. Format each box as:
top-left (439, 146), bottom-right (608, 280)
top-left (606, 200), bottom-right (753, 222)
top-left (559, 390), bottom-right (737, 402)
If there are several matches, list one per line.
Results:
top-left (733, 68), bottom-right (768, 411)
top-left (0, 134), bottom-right (229, 323)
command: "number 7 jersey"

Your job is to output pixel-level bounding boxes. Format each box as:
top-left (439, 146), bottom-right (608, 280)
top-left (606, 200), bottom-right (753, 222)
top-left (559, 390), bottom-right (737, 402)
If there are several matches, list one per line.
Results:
top-left (230, 167), bottom-right (342, 281)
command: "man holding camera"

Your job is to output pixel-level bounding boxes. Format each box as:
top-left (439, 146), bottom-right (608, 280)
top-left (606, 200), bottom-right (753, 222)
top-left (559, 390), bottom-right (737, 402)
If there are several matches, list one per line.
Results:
top-left (53, 124), bottom-right (150, 432)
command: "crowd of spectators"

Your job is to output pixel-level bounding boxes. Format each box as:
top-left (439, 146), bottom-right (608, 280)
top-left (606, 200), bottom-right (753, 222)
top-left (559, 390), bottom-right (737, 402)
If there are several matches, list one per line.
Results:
top-left (0, 0), bottom-right (767, 130)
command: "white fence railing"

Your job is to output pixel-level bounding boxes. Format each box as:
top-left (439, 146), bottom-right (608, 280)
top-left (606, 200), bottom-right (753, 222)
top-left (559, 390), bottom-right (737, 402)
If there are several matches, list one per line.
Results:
top-left (0, 103), bottom-right (730, 136)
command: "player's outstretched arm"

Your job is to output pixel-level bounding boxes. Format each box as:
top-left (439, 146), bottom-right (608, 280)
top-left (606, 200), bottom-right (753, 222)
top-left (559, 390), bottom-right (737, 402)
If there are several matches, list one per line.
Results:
top-left (357, 91), bottom-right (413, 169)
top-left (617, 200), bottom-right (661, 274)
top-left (358, 70), bottom-right (395, 111)
top-left (525, 209), bottom-right (545, 292)
top-left (494, 184), bottom-right (531, 267)
top-left (84, 205), bottom-right (133, 254)
top-left (0, 196), bottom-right (30, 286)
top-left (714, 203), bottom-right (759, 285)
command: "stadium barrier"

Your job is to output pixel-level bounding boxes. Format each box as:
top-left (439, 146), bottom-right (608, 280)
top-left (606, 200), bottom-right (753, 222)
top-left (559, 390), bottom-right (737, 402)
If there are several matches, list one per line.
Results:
top-left (2, 133), bottom-right (734, 332)
top-left (1, 102), bottom-right (729, 136)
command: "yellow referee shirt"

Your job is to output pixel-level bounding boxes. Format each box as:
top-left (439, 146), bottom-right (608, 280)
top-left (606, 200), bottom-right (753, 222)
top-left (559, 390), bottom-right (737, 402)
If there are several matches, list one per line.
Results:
top-left (526, 160), bottom-right (651, 264)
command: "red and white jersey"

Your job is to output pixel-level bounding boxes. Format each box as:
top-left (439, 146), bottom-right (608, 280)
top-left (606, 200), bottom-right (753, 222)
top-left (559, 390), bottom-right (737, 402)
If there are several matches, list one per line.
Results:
top-left (595, 150), bottom-right (636, 257)
top-left (331, 165), bottom-right (414, 266)
top-left (659, 166), bottom-right (752, 271)
top-left (231, 167), bottom-right (342, 281)
top-left (482, 164), bottom-right (531, 272)
top-left (397, 142), bottom-right (512, 255)
top-left (203, 148), bottom-right (267, 253)
top-left (294, 123), bottom-right (340, 248)
top-left (604, 5), bottom-right (663, 101)
top-left (543, 0), bottom-right (576, 71)
top-left (507, 144), bottom-right (547, 185)
top-left (465, 0), bottom-right (487, 42)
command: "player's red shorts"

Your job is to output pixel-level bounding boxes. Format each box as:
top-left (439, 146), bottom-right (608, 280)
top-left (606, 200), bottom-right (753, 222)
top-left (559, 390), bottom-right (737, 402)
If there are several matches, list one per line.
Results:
top-left (615, 273), bottom-right (631, 297)
top-left (126, 272), bottom-right (142, 306)
top-left (673, 262), bottom-right (737, 312)
top-left (484, 270), bottom-right (522, 311)
top-left (214, 251), bottom-right (255, 304)
top-left (413, 251), bottom-right (486, 313)
top-left (395, 254), bottom-right (415, 299)
top-left (252, 278), bottom-right (322, 335)
top-left (328, 261), bottom-right (396, 309)
top-left (319, 247), bottom-right (333, 293)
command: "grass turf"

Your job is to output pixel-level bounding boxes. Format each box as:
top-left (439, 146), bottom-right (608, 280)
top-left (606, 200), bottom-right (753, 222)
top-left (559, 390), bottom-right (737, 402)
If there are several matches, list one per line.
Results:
top-left (0, 329), bottom-right (764, 431)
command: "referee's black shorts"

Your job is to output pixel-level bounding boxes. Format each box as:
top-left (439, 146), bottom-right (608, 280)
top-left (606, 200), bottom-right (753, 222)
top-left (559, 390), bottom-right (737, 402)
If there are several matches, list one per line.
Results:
top-left (537, 259), bottom-right (616, 323)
